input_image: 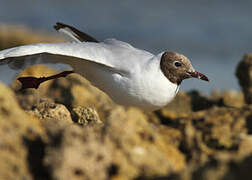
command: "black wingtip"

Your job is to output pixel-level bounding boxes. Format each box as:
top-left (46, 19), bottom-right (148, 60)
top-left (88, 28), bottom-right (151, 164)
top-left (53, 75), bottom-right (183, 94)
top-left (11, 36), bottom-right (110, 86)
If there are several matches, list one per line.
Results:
top-left (53, 22), bottom-right (99, 43)
top-left (54, 22), bottom-right (63, 31)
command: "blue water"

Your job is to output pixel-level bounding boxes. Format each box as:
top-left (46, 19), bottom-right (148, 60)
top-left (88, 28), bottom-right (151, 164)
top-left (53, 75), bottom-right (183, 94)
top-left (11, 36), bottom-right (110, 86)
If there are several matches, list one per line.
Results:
top-left (0, 0), bottom-right (252, 94)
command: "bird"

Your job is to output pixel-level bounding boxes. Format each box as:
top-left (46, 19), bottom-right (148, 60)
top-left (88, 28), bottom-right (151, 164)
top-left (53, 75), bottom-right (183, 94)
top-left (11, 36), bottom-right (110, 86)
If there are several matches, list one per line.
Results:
top-left (0, 22), bottom-right (209, 111)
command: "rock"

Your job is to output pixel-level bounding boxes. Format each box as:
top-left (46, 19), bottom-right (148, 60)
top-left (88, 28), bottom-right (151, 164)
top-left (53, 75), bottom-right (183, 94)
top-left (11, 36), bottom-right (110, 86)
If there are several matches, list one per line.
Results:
top-left (236, 54), bottom-right (252, 104)
top-left (238, 135), bottom-right (252, 156)
top-left (157, 104), bottom-right (252, 180)
top-left (170, 105), bottom-right (252, 180)
top-left (211, 89), bottom-right (245, 108)
top-left (36, 105), bottom-right (187, 180)
top-left (26, 98), bottom-right (73, 124)
top-left (182, 153), bottom-right (252, 180)
top-left (0, 83), bottom-right (46, 180)
top-left (158, 125), bottom-right (183, 148)
top-left (187, 90), bottom-right (218, 111)
top-left (157, 91), bottom-right (192, 120)
top-left (188, 106), bottom-right (249, 153)
top-left (105, 107), bottom-right (186, 179)
top-left (71, 106), bottom-right (102, 126)
top-left (46, 73), bottom-right (116, 120)
top-left (43, 124), bottom-right (112, 180)
top-left (222, 155), bottom-right (252, 180)
top-left (156, 90), bottom-right (225, 122)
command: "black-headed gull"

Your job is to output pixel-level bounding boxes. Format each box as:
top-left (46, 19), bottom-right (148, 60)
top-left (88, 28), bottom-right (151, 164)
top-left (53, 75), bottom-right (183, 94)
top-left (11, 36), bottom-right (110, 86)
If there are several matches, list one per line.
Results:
top-left (0, 22), bottom-right (209, 111)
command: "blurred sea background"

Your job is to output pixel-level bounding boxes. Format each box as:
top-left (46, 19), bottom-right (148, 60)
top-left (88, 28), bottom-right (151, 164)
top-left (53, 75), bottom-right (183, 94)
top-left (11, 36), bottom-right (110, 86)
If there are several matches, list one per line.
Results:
top-left (0, 0), bottom-right (251, 94)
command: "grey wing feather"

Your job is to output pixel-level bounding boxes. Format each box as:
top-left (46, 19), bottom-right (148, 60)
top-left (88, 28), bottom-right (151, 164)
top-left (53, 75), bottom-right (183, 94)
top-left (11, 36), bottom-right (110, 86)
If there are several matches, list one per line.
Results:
top-left (0, 42), bottom-right (129, 76)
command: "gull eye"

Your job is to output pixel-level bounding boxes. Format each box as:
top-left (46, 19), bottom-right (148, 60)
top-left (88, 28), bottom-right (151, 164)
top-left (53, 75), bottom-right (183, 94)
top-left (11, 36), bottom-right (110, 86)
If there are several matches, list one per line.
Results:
top-left (173, 61), bottom-right (182, 67)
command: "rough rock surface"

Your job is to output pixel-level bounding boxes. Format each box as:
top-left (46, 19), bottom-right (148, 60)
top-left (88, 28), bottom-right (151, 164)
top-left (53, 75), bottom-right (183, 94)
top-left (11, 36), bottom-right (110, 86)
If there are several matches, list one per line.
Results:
top-left (26, 98), bottom-right (73, 123)
top-left (0, 83), bottom-right (45, 180)
top-left (71, 106), bottom-right (102, 126)
top-left (43, 124), bottom-right (112, 180)
top-left (105, 107), bottom-right (185, 179)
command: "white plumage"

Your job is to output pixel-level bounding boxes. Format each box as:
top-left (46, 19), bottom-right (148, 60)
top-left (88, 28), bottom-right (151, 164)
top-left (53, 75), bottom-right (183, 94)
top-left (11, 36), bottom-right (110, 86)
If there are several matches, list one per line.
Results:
top-left (0, 23), bottom-right (181, 111)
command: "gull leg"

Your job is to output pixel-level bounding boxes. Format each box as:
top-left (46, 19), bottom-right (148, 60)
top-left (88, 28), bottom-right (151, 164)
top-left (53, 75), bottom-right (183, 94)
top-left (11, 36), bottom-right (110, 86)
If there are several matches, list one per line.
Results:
top-left (17, 70), bottom-right (74, 90)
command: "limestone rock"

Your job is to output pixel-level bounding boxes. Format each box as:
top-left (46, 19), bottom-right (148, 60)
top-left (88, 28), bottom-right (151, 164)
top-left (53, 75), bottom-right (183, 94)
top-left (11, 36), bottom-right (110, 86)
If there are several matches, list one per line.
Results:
top-left (71, 106), bottom-right (102, 126)
top-left (0, 83), bottom-right (46, 179)
top-left (105, 107), bottom-right (186, 179)
top-left (158, 91), bottom-right (192, 120)
top-left (46, 73), bottom-right (117, 120)
top-left (211, 89), bottom-right (245, 108)
top-left (43, 123), bottom-right (112, 180)
top-left (238, 135), bottom-right (252, 156)
top-left (26, 98), bottom-right (73, 123)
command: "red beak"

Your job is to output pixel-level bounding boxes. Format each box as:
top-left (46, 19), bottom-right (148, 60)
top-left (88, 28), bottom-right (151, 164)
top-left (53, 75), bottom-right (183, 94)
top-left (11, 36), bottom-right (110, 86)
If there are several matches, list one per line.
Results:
top-left (188, 71), bottom-right (209, 82)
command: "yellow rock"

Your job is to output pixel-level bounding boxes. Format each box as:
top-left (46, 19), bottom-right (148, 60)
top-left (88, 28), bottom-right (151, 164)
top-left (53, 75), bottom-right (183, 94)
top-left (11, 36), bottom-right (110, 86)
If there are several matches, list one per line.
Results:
top-left (0, 83), bottom-right (45, 179)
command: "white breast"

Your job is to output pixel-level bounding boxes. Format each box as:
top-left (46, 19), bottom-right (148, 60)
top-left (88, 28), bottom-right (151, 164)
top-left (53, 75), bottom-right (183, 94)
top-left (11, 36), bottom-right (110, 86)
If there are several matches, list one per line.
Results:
top-left (80, 53), bottom-right (179, 111)
top-left (73, 48), bottom-right (178, 111)
top-left (119, 56), bottom-right (179, 110)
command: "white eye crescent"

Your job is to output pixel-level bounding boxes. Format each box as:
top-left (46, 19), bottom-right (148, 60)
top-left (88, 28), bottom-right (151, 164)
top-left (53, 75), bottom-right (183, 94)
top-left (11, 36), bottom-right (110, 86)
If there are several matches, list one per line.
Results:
top-left (173, 61), bottom-right (182, 67)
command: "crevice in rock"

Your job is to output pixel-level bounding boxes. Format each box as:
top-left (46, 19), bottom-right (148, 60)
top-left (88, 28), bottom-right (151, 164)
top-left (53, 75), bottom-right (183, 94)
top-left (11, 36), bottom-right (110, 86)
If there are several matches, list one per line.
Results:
top-left (154, 111), bottom-right (182, 128)
top-left (246, 115), bottom-right (252, 134)
top-left (134, 174), bottom-right (178, 180)
top-left (187, 91), bottom-right (217, 111)
top-left (107, 164), bottom-right (119, 178)
top-left (23, 136), bottom-right (51, 180)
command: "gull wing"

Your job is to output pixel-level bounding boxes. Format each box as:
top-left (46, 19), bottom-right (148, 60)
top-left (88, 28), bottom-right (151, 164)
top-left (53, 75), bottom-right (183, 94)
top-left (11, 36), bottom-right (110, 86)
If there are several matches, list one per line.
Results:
top-left (0, 42), bottom-right (120, 73)
top-left (0, 41), bottom-right (152, 75)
